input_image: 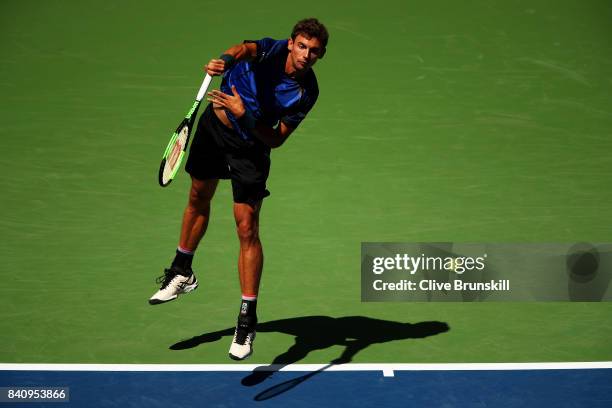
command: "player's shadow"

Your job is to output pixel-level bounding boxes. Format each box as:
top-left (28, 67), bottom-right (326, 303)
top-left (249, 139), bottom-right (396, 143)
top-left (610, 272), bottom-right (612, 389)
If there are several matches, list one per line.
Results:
top-left (170, 316), bottom-right (449, 399)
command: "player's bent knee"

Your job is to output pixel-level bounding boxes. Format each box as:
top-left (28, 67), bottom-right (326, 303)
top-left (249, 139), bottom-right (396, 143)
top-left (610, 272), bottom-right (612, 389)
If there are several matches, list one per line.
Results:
top-left (236, 219), bottom-right (259, 243)
top-left (189, 187), bottom-right (213, 205)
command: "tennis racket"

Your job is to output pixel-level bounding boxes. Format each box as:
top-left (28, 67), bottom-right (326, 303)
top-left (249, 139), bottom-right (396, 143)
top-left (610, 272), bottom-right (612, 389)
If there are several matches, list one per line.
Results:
top-left (158, 74), bottom-right (213, 187)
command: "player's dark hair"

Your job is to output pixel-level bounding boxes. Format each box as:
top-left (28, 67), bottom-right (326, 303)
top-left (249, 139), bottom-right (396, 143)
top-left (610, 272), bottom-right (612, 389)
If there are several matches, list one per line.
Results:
top-left (291, 18), bottom-right (329, 57)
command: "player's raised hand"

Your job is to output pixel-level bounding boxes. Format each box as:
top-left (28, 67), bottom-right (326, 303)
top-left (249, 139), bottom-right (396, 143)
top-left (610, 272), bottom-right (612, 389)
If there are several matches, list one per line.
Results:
top-left (207, 86), bottom-right (246, 118)
top-left (205, 58), bottom-right (226, 76)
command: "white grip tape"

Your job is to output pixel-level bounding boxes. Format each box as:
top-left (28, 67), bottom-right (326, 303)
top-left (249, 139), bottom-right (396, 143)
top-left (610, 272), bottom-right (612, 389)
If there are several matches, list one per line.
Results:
top-left (195, 74), bottom-right (213, 102)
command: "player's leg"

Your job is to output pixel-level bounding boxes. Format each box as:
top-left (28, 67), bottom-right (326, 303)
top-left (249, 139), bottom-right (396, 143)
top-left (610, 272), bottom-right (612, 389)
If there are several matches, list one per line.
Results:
top-left (235, 201), bottom-right (264, 299)
top-left (226, 170), bottom-right (270, 360)
top-left (229, 200), bottom-right (263, 360)
top-left (149, 177), bottom-right (219, 305)
top-left (149, 104), bottom-right (229, 305)
top-left (172, 175), bottom-right (219, 272)
top-left (179, 176), bottom-right (219, 252)
top-left (220, 122), bottom-right (271, 358)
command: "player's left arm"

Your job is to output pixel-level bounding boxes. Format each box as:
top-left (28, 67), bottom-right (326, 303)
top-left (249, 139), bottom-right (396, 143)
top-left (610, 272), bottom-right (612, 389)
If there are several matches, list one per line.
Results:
top-left (251, 120), bottom-right (294, 148)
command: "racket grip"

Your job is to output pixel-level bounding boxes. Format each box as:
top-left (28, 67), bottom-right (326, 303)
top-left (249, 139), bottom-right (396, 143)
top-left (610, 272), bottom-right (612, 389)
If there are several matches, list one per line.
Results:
top-left (196, 74), bottom-right (213, 102)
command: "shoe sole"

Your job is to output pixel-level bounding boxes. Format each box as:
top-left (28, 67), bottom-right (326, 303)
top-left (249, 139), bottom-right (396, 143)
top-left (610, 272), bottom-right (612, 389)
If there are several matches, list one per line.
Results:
top-left (228, 350), bottom-right (252, 361)
top-left (148, 280), bottom-right (198, 305)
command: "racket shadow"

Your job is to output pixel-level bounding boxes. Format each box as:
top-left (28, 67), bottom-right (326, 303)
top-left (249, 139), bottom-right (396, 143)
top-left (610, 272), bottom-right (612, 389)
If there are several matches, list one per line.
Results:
top-left (253, 363), bottom-right (333, 401)
top-left (242, 316), bottom-right (449, 399)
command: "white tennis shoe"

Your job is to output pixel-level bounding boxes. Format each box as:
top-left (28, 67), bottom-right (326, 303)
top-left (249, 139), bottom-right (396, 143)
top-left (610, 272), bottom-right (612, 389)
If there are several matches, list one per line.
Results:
top-left (229, 319), bottom-right (256, 360)
top-left (149, 267), bottom-right (198, 305)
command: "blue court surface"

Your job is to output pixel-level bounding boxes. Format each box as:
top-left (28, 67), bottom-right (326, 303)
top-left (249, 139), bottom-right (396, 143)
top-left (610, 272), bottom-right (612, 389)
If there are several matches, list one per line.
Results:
top-left (1, 364), bottom-right (612, 407)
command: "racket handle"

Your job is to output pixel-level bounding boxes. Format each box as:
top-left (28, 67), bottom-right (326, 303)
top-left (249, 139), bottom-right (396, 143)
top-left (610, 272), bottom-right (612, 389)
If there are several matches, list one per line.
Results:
top-left (196, 74), bottom-right (213, 102)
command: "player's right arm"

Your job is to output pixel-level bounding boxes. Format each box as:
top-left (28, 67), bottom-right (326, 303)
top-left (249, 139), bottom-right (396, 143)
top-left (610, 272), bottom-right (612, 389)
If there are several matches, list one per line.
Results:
top-left (205, 43), bottom-right (257, 76)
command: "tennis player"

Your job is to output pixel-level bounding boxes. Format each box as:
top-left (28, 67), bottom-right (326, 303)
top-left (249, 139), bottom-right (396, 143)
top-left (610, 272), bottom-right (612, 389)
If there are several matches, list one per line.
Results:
top-left (149, 18), bottom-right (328, 360)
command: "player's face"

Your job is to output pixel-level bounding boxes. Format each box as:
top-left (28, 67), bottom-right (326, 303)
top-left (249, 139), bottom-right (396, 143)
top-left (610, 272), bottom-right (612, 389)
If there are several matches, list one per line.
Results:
top-left (287, 34), bottom-right (323, 72)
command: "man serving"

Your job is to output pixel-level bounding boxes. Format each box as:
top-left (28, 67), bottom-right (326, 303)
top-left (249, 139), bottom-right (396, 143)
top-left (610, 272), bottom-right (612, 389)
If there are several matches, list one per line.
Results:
top-left (149, 18), bottom-right (329, 361)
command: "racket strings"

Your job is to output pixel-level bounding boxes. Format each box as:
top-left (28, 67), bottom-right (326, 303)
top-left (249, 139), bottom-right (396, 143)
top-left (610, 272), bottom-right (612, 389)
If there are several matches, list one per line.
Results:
top-left (161, 128), bottom-right (189, 184)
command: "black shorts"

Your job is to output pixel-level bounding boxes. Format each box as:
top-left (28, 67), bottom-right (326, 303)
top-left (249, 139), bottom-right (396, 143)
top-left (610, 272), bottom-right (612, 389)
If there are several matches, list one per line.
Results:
top-left (185, 104), bottom-right (271, 206)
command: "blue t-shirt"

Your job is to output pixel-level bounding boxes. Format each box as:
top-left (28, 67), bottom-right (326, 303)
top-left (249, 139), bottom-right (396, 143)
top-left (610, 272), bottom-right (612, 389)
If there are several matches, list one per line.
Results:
top-left (220, 37), bottom-right (319, 141)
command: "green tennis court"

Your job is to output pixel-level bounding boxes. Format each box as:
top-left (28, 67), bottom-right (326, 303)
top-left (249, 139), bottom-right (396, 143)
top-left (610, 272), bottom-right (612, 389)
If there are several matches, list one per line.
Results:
top-left (1, 0), bottom-right (611, 367)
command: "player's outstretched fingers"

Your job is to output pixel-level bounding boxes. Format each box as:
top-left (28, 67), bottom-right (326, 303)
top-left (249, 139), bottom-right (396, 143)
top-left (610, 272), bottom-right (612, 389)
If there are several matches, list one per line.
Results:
top-left (207, 90), bottom-right (225, 105)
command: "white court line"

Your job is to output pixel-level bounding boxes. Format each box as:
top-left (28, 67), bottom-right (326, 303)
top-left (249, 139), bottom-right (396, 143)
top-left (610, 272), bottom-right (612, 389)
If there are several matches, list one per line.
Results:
top-left (382, 368), bottom-right (395, 377)
top-left (1, 362), bottom-right (611, 378)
